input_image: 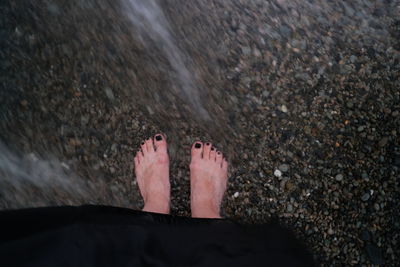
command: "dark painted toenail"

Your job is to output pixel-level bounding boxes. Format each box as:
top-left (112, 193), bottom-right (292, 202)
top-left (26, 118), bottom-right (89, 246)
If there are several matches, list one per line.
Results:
top-left (217, 152), bottom-right (221, 155)
top-left (156, 135), bottom-right (162, 141)
top-left (206, 142), bottom-right (210, 146)
top-left (211, 147), bottom-right (215, 151)
top-left (195, 143), bottom-right (201, 148)
top-left (141, 142), bottom-right (144, 145)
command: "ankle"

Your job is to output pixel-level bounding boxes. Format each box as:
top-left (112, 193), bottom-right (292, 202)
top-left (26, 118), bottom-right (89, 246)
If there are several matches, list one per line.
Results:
top-left (191, 200), bottom-right (221, 218)
top-left (143, 198), bottom-right (170, 214)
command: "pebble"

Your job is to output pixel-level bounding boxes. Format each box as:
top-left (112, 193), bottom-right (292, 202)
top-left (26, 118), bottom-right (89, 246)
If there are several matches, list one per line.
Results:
top-left (104, 87), bottom-right (115, 100)
top-left (281, 105), bottom-right (288, 113)
top-left (378, 137), bottom-right (389, 147)
top-left (274, 169), bottom-right (282, 177)
top-left (335, 174), bottom-right (344, 181)
top-left (233, 192), bottom-right (239, 198)
top-left (278, 164), bottom-right (289, 172)
top-left (361, 193), bottom-right (370, 202)
top-left (287, 204), bottom-right (293, 212)
top-left (328, 228), bottom-right (334, 235)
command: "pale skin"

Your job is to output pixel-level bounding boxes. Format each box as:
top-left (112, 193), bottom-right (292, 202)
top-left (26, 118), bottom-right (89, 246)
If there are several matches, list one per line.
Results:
top-left (134, 134), bottom-right (228, 218)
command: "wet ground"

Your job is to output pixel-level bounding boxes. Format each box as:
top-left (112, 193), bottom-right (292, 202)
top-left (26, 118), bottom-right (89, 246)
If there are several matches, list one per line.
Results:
top-left (1, 0), bottom-right (399, 265)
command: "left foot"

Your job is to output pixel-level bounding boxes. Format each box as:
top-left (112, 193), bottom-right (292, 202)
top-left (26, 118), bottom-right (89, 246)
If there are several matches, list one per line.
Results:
top-left (134, 134), bottom-right (170, 214)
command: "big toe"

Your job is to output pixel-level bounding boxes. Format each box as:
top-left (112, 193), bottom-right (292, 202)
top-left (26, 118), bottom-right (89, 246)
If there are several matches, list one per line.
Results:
top-left (191, 141), bottom-right (203, 160)
top-left (154, 133), bottom-right (167, 153)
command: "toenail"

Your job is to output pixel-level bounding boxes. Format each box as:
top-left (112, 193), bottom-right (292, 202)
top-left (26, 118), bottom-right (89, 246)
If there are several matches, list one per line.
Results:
top-left (206, 142), bottom-right (210, 146)
top-left (195, 143), bottom-right (201, 149)
top-left (211, 147), bottom-right (215, 151)
top-left (141, 142), bottom-right (145, 145)
top-left (147, 137), bottom-right (151, 140)
top-left (217, 152), bottom-right (221, 155)
top-left (155, 135), bottom-right (162, 141)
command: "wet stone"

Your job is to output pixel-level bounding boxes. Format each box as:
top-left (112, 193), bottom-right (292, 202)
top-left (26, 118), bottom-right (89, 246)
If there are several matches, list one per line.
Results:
top-left (335, 174), bottom-right (343, 181)
top-left (279, 164), bottom-right (289, 172)
top-left (361, 193), bottom-right (370, 202)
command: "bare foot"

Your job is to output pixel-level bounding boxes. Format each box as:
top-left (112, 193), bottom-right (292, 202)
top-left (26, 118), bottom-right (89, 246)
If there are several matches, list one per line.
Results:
top-left (134, 134), bottom-right (170, 214)
top-left (190, 141), bottom-right (228, 218)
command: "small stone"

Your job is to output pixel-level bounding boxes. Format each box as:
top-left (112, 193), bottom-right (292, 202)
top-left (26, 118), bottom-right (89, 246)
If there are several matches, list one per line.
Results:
top-left (327, 228), bottom-right (334, 235)
top-left (287, 204), bottom-right (293, 212)
top-left (233, 192), bottom-right (239, 198)
top-left (109, 167), bottom-right (115, 174)
top-left (357, 126), bottom-right (365, 132)
top-left (378, 137), bottom-right (388, 147)
top-left (253, 47), bottom-right (262, 57)
top-left (335, 174), bottom-right (344, 181)
top-left (361, 192), bottom-right (370, 201)
top-left (281, 105), bottom-right (288, 113)
top-left (241, 46), bottom-right (251, 55)
top-left (20, 100), bottom-right (28, 107)
top-left (274, 169), bottom-right (282, 177)
top-left (392, 110), bottom-right (399, 117)
top-left (374, 203), bottom-right (380, 211)
top-left (104, 87), bottom-right (115, 100)
top-left (279, 164), bottom-right (290, 172)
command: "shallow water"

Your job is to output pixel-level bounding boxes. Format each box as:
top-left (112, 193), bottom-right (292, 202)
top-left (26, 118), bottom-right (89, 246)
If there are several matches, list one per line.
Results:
top-left (0, 3), bottom-right (399, 264)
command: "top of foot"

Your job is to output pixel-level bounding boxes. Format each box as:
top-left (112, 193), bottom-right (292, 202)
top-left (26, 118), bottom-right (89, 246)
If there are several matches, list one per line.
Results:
top-left (190, 141), bottom-right (228, 218)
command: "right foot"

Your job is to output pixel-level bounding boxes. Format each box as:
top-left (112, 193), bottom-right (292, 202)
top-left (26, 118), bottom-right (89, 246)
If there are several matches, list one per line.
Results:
top-left (190, 141), bottom-right (228, 218)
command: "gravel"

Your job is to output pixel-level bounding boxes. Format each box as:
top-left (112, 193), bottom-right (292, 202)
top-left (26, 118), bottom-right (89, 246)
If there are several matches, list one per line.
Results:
top-left (1, 0), bottom-right (399, 266)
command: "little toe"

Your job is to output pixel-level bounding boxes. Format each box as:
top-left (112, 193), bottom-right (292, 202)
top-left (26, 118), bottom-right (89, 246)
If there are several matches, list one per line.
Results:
top-left (145, 137), bottom-right (155, 153)
top-left (222, 159), bottom-right (228, 172)
top-left (203, 142), bottom-right (212, 160)
top-left (210, 146), bottom-right (217, 161)
top-left (191, 141), bottom-right (203, 159)
top-left (154, 133), bottom-right (167, 153)
top-left (134, 154), bottom-right (140, 167)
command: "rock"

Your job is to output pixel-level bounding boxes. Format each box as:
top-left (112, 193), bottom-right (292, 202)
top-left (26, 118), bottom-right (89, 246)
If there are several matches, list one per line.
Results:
top-left (357, 126), bottom-right (365, 132)
top-left (241, 46), bottom-right (251, 56)
top-left (335, 174), bottom-right (343, 181)
top-left (280, 105), bottom-right (288, 113)
top-left (378, 137), bottom-right (388, 147)
top-left (20, 100), bottom-right (28, 107)
top-left (365, 243), bottom-right (384, 265)
top-left (233, 192), bottom-right (239, 198)
top-left (274, 169), bottom-right (282, 177)
top-left (104, 87), bottom-right (115, 100)
top-left (287, 204), bottom-right (293, 212)
top-left (361, 192), bottom-right (370, 201)
top-left (279, 164), bottom-right (290, 172)
top-left (327, 228), bottom-right (334, 235)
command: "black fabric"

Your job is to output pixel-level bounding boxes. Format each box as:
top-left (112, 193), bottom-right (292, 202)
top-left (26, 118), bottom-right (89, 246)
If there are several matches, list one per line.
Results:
top-left (0, 205), bottom-right (315, 267)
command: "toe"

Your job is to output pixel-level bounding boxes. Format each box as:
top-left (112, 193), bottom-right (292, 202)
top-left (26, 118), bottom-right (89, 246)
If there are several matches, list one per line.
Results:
top-left (154, 133), bottom-right (167, 153)
top-left (134, 154), bottom-right (140, 166)
top-left (145, 137), bottom-right (154, 152)
top-left (203, 142), bottom-right (212, 159)
top-left (222, 158), bottom-right (228, 172)
top-left (216, 151), bottom-right (223, 166)
top-left (210, 146), bottom-right (217, 161)
top-left (191, 141), bottom-right (203, 159)
top-left (137, 150), bottom-right (144, 162)
top-left (140, 141), bottom-right (147, 154)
